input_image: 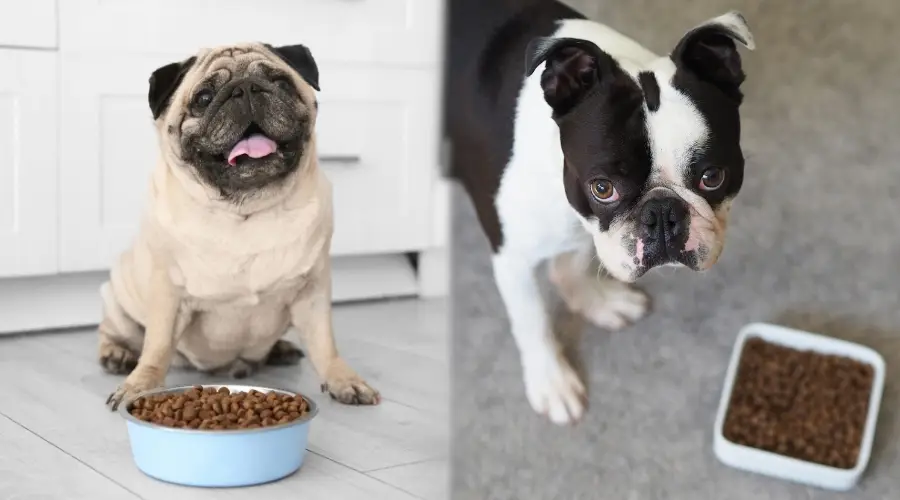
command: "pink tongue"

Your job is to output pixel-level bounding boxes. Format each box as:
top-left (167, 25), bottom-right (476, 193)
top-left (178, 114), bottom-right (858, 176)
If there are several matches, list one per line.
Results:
top-left (227, 134), bottom-right (277, 165)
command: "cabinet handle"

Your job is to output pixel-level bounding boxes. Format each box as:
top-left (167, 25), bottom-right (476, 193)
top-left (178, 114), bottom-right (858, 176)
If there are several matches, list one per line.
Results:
top-left (319, 155), bottom-right (362, 165)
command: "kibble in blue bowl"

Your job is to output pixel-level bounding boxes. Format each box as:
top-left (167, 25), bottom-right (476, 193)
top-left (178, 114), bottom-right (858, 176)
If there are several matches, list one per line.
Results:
top-left (120, 384), bottom-right (317, 487)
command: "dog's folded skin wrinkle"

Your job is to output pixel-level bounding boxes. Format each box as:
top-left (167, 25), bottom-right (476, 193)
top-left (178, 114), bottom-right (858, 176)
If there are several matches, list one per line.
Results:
top-left (102, 42), bottom-right (379, 410)
top-left (448, 2), bottom-right (754, 425)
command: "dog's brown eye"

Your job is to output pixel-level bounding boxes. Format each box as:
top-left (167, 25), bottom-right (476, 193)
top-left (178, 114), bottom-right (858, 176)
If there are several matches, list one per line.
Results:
top-left (699, 167), bottom-right (726, 191)
top-left (193, 90), bottom-right (213, 110)
top-left (274, 77), bottom-right (294, 92)
top-left (589, 179), bottom-right (619, 203)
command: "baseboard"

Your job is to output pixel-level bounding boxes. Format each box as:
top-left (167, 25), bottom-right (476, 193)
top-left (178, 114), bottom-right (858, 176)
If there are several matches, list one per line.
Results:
top-left (0, 272), bottom-right (106, 335)
top-left (331, 254), bottom-right (419, 303)
top-left (0, 254), bottom-right (420, 335)
top-left (416, 248), bottom-right (449, 298)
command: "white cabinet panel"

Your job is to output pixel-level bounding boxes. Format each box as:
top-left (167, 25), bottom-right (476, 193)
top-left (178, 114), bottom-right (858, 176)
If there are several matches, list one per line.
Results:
top-left (58, 0), bottom-right (442, 66)
top-left (59, 55), bottom-right (439, 272)
top-left (0, 50), bottom-right (58, 277)
top-left (316, 64), bottom-right (439, 256)
top-left (58, 54), bottom-right (171, 272)
top-left (0, 0), bottom-right (57, 48)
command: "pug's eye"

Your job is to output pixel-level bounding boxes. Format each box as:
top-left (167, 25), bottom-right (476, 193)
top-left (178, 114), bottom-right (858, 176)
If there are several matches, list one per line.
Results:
top-left (589, 179), bottom-right (619, 203)
top-left (699, 167), bottom-right (726, 191)
top-left (274, 77), bottom-right (294, 92)
top-left (193, 89), bottom-right (214, 110)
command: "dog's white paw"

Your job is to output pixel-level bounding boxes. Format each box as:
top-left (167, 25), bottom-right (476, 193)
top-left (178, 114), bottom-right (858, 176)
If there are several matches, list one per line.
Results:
top-left (522, 351), bottom-right (587, 425)
top-left (575, 280), bottom-right (650, 331)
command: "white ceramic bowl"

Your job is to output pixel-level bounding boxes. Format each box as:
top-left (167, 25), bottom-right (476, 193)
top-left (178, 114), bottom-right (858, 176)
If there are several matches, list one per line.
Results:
top-left (713, 322), bottom-right (886, 491)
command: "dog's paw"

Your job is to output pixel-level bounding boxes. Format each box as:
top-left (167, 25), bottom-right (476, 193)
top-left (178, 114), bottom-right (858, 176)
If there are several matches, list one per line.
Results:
top-left (105, 374), bottom-right (163, 411)
top-left (99, 340), bottom-right (139, 375)
top-left (522, 351), bottom-right (587, 425)
top-left (265, 340), bottom-right (305, 366)
top-left (321, 359), bottom-right (380, 406)
top-left (575, 280), bottom-right (650, 331)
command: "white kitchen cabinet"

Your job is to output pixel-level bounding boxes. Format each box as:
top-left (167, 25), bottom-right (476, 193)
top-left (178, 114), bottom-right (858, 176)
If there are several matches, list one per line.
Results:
top-left (58, 54), bottom-right (167, 273)
top-left (0, 0), bottom-right (57, 48)
top-left (0, 50), bottom-right (58, 277)
top-left (315, 65), bottom-right (441, 256)
top-left (58, 0), bottom-right (442, 65)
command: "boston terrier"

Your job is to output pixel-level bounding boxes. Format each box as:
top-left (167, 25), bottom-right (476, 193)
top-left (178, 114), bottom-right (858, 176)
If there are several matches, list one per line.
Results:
top-left (446, 1), bottom-right (755, 425)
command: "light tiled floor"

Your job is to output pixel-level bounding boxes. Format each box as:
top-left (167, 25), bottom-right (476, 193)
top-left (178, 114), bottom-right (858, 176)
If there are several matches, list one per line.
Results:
top-left (0, 298), bottom-right (448, 500)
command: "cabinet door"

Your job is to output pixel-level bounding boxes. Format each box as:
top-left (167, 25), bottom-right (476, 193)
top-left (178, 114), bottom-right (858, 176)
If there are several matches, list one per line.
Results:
top-left (316, 63), bottom-right (439, 256)
top-left (0, 50), bottom-right (58, 277)
top-left (59, 54), bottom-right (440, 272)
top-left (59, 0), bottom-right (442, 66)
top-left (0, 0), bottom-right (57, 49)
top-left (58, 54), bottom-right (166, 272)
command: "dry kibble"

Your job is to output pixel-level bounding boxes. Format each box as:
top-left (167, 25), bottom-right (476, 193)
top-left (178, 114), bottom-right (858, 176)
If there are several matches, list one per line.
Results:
top-left (129, 386), bottom-right (309, 431)
top-left (722, 337), bottom-right (874, 469)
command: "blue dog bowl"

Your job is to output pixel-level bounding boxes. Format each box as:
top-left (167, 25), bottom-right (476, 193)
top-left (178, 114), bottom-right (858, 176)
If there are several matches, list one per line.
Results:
top-left (119, 384), bottom-right (318, 487)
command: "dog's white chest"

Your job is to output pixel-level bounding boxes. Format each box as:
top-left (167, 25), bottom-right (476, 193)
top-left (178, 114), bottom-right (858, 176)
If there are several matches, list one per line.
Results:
top-left (494, 77), bottom-right (591, 259)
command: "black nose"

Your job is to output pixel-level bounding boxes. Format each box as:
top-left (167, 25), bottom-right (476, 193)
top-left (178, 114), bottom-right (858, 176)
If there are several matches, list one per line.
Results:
top-left (230, 81), bottom-right (264, 98)
top-left (640, 196), bottom-right (688, 242)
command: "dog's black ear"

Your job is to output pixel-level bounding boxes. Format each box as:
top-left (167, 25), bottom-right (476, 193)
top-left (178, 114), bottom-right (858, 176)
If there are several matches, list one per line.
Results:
top-left (148, 56), bottom-right (197, 120)
top-left (268, 44), bottom-right (320, 91)
top-left (671, 11), bottom-right (755, 101)
top-left (525, 37), bottom-right (609, 116)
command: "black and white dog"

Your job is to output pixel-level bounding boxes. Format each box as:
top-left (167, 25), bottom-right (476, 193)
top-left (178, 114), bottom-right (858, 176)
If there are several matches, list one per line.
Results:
top-left (447, 1), bottom-right (755, 425)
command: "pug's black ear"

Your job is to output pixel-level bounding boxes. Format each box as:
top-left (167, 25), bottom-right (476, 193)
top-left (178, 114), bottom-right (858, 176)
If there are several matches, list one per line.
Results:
top-left (148, 56), bottom-right (196, 120)
top-left (268, 44), bottom-right (320, 91)
top-left (671, 11), bottom-right (755, 102)
top-left (524, 37), bottom-right (608, 116)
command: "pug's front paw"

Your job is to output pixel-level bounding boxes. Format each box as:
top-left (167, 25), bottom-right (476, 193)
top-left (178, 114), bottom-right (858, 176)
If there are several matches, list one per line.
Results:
top-left (106, 371), bottom-right (164, 411)
top-left (320, 358), bottom-right (380, 405)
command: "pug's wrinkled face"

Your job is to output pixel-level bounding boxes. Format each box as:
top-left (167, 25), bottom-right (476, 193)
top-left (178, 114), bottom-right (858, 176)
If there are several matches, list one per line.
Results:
top-left (148, 43), bottom-right (321, 200)
top-left (525, 12), bottom-right (755, 282)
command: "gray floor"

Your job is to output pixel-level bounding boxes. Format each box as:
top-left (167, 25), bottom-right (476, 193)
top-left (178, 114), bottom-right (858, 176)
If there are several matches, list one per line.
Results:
top-left (0, 298), bottom-right (447, 500)
top-left (450, 1), bottom-right (900, 499)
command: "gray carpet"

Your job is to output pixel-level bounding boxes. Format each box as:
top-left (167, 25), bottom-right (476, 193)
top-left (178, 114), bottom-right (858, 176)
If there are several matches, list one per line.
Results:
top-left (450, 1), bottom-right (900, 499)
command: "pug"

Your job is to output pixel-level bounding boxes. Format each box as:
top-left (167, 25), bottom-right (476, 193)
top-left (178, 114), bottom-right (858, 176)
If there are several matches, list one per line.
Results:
top-left (447, 2), bottom-right (754, 425)
top-left (101, 42), bottom-right (379, 410)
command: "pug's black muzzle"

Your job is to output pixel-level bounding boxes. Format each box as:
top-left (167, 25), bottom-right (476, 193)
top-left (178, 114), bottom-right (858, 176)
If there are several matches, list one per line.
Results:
top-left (181, 76), bottom-right (310, 197)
